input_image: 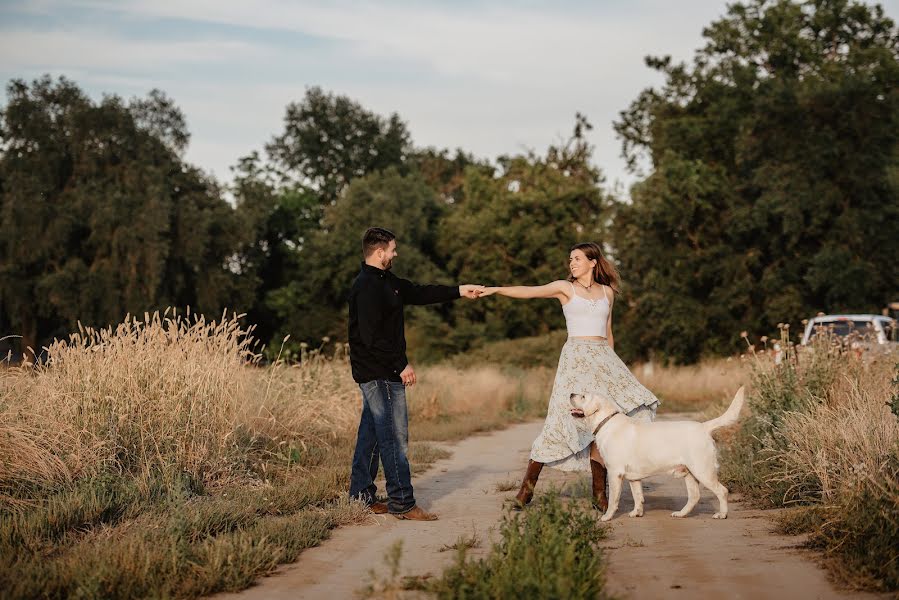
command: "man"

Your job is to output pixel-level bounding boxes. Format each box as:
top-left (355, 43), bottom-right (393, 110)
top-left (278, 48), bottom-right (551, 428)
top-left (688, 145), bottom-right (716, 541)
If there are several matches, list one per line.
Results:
top-left (348, 227), bottom-right (483, 520)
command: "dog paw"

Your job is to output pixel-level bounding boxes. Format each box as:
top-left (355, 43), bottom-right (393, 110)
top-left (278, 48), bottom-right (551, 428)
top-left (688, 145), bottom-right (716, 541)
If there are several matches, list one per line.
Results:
top-left (713, 512), bottom-right (727, 519)
top-left (628, 509), bottom-right (643, 518)
top-left (671, 511), bottom-right (686, 518)
top-left (600, 513), bottom-right (613, 522)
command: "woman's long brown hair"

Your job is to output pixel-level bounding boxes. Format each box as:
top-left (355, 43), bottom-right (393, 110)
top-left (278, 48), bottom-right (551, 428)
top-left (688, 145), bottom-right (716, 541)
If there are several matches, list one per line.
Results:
top-left (567, 242), bottom-right (620, 294)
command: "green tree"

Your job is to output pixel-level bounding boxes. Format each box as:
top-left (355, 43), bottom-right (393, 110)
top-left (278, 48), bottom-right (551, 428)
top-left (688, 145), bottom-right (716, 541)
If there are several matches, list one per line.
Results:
top-left (266, 86), bottom-right (411, 204)
top-left (230, 152), bottom-right (322, 346)
top-left (264, 168), bottom-right (454, 359)
top-left (613, 0), bottom-right (899, 363)
top-left (408, 147), bottom-right (494, 206)
top-left (0, 76), bottom-right (245, 355)
top-left (234, 88), bottom-right (425, 356)
top-left (437, 116), bottom-right (615, 350)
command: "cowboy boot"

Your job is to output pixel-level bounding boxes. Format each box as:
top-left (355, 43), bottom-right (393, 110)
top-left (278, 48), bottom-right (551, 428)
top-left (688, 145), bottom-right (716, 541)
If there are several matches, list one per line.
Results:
top-left (513, 460), bottom-right (544, 509)
top-left (591, 459), bottom-right (608, 512)
top-left (394, 505), bottom-right (438, 521)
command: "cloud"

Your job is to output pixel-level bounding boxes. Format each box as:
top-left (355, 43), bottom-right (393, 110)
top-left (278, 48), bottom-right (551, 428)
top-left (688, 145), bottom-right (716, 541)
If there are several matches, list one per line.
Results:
top-left (36, 0), bottom-right (734, 191)
top-left (0, 29), bottom-right (269, 72)
top-left (69, 0), bottom-right (718, 86)
top-left (5, 0), bottom-right (810, 191)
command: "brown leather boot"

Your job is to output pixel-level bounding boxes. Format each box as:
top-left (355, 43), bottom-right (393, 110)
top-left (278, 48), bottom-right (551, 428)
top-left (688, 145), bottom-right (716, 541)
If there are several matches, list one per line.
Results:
top-left (591, 459), bottom-right (608, 512)
top-left (513, 460), bottom-right (544, 509)
top-left (393, 505), bottom-right (438, 521)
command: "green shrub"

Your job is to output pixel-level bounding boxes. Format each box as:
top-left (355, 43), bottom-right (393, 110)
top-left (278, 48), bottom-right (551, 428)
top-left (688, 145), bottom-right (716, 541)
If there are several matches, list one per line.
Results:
top-left (424, 491), bottom-right (610, 599)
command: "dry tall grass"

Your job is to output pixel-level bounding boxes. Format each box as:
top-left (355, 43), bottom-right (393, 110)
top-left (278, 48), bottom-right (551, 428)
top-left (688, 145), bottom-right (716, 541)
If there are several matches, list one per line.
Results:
top-left (770, 369), bottom-right (898, 506)
top-left (1, 309), bottom-right (549, 598)
top-left (631, 357), bottom-right (749, 412)
top-left (720, 328), bottom-right (899, 591)
top-left (410, 365), bottom-right (551, 440)
top-left (0, 309), bottom-right (361, 506)
top-left (445, 329), bottom-right (751, 413)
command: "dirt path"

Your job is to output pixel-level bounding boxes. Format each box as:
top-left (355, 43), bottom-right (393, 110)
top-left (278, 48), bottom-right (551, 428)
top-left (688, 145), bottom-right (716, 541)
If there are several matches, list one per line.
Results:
top-left (220, 416), bottom-right (883, 599)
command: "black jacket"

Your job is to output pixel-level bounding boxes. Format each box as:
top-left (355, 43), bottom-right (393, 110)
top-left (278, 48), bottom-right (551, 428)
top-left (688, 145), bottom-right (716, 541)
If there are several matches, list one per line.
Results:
top-left (348, 262), bottom-right (460, 383)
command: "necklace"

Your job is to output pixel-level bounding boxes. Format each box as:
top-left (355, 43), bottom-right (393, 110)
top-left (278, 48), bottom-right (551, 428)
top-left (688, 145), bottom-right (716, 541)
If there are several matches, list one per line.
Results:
top-left (574, 278), bottom-right (604, 308)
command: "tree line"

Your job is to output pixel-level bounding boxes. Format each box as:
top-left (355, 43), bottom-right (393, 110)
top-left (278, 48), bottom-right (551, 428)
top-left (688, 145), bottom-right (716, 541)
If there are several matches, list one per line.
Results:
top-left (1, 0), bottom-right (897, 364)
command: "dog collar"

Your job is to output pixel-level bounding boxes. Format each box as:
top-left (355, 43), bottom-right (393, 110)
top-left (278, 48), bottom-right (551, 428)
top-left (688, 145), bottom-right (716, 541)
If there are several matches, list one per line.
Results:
top-left (592, 412), bottom-right (621, 435)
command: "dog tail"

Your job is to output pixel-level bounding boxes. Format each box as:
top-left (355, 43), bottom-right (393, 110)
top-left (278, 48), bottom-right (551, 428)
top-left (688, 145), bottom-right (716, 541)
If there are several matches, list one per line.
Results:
top-left (702, 386), bottom-right (745, 433)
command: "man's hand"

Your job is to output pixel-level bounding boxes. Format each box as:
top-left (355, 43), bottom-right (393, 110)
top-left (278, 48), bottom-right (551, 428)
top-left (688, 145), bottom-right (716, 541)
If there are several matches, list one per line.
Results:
top-left (400, 363), bottom-right (417, 386)
top-left (459, 284), bottom-right (485, 299)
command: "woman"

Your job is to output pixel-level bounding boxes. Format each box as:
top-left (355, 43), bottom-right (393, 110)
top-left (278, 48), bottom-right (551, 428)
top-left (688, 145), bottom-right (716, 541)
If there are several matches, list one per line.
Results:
top-left (480, 242), bottom-right (660, 510)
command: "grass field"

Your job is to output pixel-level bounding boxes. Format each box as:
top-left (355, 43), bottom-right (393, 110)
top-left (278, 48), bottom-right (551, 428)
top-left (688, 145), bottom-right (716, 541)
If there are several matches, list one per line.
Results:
top-left (9, 314), bottom-right (878, 597)
top-left (0, 311), bottom-right (550, 598)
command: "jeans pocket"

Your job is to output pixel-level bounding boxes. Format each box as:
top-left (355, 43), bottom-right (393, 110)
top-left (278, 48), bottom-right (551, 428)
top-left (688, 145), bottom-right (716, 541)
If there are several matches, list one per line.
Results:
top-left (360, 380), bottom-right (380, 396)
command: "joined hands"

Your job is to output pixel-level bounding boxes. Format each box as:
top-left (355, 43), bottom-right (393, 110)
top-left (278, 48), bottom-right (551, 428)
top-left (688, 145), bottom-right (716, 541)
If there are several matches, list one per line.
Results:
top-left (459, 285), bottom-right (498, 299)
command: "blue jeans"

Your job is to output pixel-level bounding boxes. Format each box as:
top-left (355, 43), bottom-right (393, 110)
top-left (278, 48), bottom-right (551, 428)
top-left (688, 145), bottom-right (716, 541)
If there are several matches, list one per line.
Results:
top-left (349, 380), bottom-right (416, 514)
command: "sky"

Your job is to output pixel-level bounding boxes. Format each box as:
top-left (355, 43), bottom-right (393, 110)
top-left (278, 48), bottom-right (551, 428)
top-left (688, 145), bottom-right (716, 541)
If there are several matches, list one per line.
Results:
top-left (2, 0), bottom-right (898, 196)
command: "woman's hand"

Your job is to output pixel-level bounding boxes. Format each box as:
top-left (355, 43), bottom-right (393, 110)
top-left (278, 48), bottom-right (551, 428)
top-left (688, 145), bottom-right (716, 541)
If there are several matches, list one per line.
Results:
top-left (459, 284), bottom-right (486, 299)
top-left (479, 287), bottom-right (499, 297)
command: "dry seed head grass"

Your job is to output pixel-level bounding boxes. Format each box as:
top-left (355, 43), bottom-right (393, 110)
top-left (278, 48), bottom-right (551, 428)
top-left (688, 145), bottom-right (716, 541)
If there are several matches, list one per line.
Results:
top-left (409, 365), bottom-right (519, 419)
top-left (766, 358), bottom-right (898, 506)
top-left (0, 309), bottom-right (361, 507)
top-left (726, 330), bottom-right (899, 590)
top-left (409, 365), bottom-right (551, 421)
top-left (0, 309), bottom-right (552, 509)
top-left (632, 356), bottom-right (749, 411)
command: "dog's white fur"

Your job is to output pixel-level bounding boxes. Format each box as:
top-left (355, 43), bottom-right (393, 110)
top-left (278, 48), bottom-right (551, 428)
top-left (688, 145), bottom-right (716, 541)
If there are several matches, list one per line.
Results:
top-left (569, 387), bottom-right (745, 521)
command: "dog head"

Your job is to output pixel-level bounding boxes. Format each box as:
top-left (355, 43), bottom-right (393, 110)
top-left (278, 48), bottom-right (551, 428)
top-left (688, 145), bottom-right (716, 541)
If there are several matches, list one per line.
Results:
top-left (569, 392), bottom-right (615, 419)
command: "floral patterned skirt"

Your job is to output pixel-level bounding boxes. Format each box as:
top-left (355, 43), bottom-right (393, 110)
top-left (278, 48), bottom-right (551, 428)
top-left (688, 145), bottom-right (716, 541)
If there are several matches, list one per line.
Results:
top-left (530, 338), bottom-right (660, 472)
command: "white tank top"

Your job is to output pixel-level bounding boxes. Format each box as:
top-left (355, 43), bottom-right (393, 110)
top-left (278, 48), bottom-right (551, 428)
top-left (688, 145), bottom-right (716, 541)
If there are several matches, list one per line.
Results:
top-left (562, 281), bottom-right (611, 337)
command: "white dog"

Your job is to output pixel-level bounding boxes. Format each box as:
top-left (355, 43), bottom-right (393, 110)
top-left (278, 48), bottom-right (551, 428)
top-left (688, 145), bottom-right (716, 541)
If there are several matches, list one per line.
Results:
top-left (569, 387), bottom-right (744, 521)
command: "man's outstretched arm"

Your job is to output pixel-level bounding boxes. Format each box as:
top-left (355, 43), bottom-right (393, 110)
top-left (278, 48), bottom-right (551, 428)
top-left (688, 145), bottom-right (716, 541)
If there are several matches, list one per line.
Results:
top-left (396, 278), bottom-right (484, 305)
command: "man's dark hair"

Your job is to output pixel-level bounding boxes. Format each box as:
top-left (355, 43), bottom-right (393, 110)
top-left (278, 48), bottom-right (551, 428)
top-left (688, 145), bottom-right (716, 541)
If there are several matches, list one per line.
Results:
top-left (363, 227), bottom-right (396, 257)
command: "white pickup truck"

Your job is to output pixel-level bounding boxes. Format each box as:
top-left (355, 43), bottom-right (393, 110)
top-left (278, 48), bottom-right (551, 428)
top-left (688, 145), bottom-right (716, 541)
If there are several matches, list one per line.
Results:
top-left (800, 314), bottom-right (897, 346)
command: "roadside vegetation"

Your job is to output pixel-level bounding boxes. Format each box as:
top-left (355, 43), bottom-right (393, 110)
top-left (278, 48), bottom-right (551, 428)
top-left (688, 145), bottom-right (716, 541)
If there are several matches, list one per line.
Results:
top-left (720, 328), bottom-right (899, 592)
top-left (0, 311), bottom-right (549, 598)
top-left (364, 491), bottom-right (611, 599)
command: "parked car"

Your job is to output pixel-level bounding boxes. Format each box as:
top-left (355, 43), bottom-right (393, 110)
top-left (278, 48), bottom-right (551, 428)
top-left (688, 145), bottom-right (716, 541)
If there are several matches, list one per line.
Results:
top-left (800, 314), bottom-right (896, 346)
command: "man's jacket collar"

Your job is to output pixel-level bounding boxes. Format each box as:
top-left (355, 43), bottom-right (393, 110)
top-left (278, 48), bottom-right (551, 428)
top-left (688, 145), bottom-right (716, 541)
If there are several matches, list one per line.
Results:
top-left (361, 262), bottom-right (388, 278)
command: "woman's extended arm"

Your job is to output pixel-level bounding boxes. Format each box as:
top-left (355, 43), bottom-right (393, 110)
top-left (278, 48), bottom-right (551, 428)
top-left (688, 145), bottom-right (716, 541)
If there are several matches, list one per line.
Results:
top-left (480, 280), bottom-right (570, 301)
